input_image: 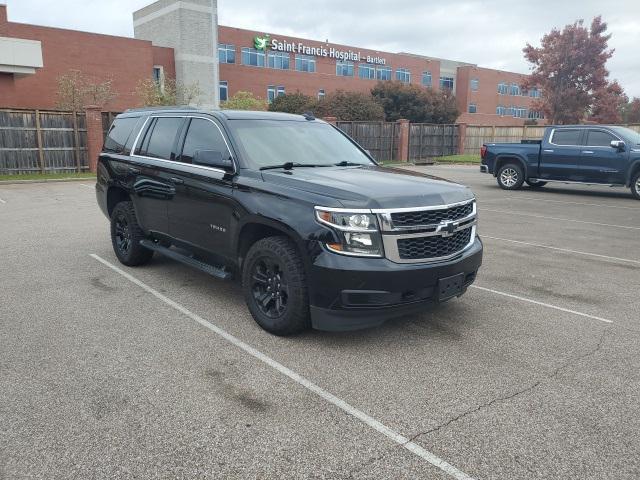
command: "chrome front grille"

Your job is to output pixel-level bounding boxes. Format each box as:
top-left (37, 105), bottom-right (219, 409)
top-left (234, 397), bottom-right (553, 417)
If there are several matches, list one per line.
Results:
top-left (374, 199), bottom-right (477, 263)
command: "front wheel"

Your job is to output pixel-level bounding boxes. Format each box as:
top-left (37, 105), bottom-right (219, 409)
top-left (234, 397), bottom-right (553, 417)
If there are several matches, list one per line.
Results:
top-left (526, 179), bottom-right (547, 188)
top-left (497, 163), bottom-right (525, 190)
top-left (631, 171), bottom-right (640, 200)
top-left (242, 236), bottom-right (311, 335)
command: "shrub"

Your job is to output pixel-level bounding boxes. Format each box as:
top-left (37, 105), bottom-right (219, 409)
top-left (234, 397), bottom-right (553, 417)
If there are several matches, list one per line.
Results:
top-left (268, 92), bottom-right (316, 114)
top-left (371, 81), bottom-right (459, 123)
top-left (313, 90), bottom-right (385, 121)
top-left (221, 91), bottom-right (268, 111)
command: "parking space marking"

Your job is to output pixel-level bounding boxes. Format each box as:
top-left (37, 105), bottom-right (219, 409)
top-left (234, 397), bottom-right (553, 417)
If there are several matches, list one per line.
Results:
top-left (470, 285), bottom-right (613, 324)
top-left (483, 235), bottom-right (640, 266)
top-left (482, 208), bottom-right (640, 231)
top-left (481, 196), bottom-right (639, 211)
top-left (90, 254), bottom-right (476, 480)
top-left (0, 197), bottom-right (6, 204)
top-left (80, 184), bottom-right (94, 189)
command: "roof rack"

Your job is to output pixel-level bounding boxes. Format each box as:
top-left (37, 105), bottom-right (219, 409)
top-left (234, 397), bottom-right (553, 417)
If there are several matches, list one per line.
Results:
top-left (124, 105), bottom-right (199, 113)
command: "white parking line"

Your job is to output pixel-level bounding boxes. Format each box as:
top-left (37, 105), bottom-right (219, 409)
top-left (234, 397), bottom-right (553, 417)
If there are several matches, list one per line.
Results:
top-left (0, 197), bottom-right (6, 204)
top-left (470, 285), bottom-right (613, 324)
top-left (80, 184), bottom-right (94, 189)
top-left (482, 208), bottom-right (640, 231)
top-left (483, 235), bottom-right (640, 266)
top-left (482, 196), bottom-right (639, 211)
top-left (90, 253), bottom-right (475, 480)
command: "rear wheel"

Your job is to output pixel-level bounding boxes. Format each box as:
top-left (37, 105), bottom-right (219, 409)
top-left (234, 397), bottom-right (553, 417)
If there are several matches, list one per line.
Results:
top-left (526, 179), bottom-right (547, 188)
top-left (110, 201), bottom-right (154, 266)
top-left (631, 171), bottom-right (640, 200)
top-left (242, 236), bottom-right (310, 335)
top-left (497, 163), bottom-right (525, 190)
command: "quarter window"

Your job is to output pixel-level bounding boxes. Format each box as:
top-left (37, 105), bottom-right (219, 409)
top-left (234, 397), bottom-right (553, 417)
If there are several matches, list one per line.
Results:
top-left (104, 117), bottom-right (140, 154)
top-left (587, 130), bottom-right (617, 147)
top-left (336, 61), bottom-right (354, 76)
top-left (267, 51), bottom-right (290, 70)
top-left (241, 47), bottom-right (265, 67)
top-left (218, 44), bottom-right (236, 64)
top-left (139, 117), bottom-right (184, 160)
top-left (180, 118), bottom-right (230, 164)
top-left (295, 54), bottom-right (316, 72)
top-left (551, 129), bottom-right (582, 146)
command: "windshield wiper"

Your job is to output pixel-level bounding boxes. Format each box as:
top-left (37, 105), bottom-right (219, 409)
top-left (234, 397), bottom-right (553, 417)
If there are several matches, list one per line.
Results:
top-left (259, 162), bottom-right (332, 171)
top-left (334, 161), bottom-right (367, 167)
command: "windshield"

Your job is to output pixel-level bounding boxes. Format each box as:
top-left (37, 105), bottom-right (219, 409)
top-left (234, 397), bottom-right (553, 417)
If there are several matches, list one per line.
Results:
top-left (611, 126), bottom-right (640, 145)
top-left (227, 120), bottom-right (375, 169)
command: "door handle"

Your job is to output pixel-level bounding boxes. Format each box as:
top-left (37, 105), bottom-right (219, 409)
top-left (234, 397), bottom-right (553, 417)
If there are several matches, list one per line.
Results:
top-left (543, 149), bottom-right (554, 153)
top-left (129, 167), bottom-right (140, 174)
top-left (582, 150), bottom-right (594, 154)
top-left (169, 177), bottom-right (184, 185)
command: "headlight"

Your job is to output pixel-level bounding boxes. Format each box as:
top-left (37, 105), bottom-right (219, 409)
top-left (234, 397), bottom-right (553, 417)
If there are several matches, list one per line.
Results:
top-left (315, 208), bottom-right (383, 257)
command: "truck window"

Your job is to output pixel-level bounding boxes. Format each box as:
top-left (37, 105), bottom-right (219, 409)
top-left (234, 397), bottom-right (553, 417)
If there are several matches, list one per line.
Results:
top-left (180, 118), bottom-right (230, 163)
top-left (104, 117), bottom-right (139, 154)
top-left (139, 117), bottom-right (184, 160)
top-left (551, 129), bottom-right (581, 146)
top-left (586, 130), bottom-right (617, 147)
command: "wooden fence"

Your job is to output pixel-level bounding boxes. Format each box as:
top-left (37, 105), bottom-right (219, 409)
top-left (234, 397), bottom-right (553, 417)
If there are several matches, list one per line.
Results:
top-left (463, 124), bottom-right (640, 155)
top-left (409, 124), bottom-right (459, 161)
top-left (335, 121), bottom-right (399, 162)
top-left (0, 109), bottom-right (89, 174)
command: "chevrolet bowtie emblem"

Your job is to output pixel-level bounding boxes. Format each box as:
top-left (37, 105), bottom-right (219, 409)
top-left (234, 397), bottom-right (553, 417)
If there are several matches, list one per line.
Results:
top-left (437, 221), bottom-right (459, 237)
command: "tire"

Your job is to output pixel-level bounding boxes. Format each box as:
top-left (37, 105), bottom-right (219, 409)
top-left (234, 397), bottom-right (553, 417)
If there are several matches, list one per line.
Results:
top-left (242, 236), bottom-right (310, 335)
top-left (110, 201), bottom-right (154, 266)
top-left (497, 163), bottom-right (525, 190)
top-left (631, 171), bottom-right (640, 200)
top-left (526, 179), bottom-right (547, 188)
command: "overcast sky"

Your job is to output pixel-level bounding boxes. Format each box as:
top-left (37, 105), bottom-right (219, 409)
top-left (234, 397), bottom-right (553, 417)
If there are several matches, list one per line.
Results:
top-left (6, 0), bottom-right (640, 97)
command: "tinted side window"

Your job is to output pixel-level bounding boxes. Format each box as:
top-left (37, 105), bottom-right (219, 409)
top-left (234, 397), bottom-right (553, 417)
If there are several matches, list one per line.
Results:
top-left (103, 117), bottom-right (139, 154)
top-left (587, 130), bottom-right (617, 147)
top-left (552, 129), bottom-right (581, 146)
top-left (180, 118), bottom-right (230, 163)
top-left (143, 117), bottom-right (184, 160)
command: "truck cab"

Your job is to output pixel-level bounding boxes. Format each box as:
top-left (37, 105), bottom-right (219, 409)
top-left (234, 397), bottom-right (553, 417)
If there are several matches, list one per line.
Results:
top-left (480, 125), bottom-right (640, 199)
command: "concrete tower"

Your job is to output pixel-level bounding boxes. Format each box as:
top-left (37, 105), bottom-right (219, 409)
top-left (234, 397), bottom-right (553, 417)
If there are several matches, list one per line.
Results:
top-left (133, 0), bottom-right (219, 108)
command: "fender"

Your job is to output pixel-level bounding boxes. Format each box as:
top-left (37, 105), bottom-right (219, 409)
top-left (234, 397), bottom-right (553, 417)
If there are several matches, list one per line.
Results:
top-left (624, 158), bottom-right (640, 186)
top-left (493, 154), bottom-right (528, 177)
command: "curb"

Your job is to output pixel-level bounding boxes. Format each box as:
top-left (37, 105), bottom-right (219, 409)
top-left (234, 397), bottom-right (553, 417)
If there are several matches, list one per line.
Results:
top-left (0, 177), bottom-right (96, 185)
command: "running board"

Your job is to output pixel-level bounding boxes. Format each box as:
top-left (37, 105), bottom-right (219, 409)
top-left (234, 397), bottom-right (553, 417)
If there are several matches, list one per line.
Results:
top-left (139, 239), bottom-right (232, 280)
top-left (528, 178), bottom-right (624, 188)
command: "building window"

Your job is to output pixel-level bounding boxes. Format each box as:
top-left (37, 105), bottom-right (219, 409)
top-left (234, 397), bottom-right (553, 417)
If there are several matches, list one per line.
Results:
top-left (295, 54), bottom-right (316, 73)
top-left (218, 44), bottom-right (235, 64)
top-left (268, 85), bottom-right (285, 103)
top-left (513, 106), bottom-right (527, 118)
top-left (377, 66), bottom-right (392, 81)
top-left (267, 51), bottom-right (290, 70)
top-left (468, 103), bottom-right (477, 113)
top-left (359, 63), bottom-right (376, 80)
top-left (318, 89), bottom-right (325, 100)
top-left (336, 61), bottom-right (354, 77)
top-left (470, 78), bottom-right (479, 91)
top-left (510, 83), bottom-right (521, 96)
top-left (421, 71), bottom-right (432, 87)
top-left (528, 110), bottom-right (544, 119)
top-left (529, 87), bottom-right (541, 98)
top-left (219, 81), bottom-right (228, 102)
top-left (277, 86), bottom-right (285, 97)
top-left (396, 68), bottom-right (411, 83)
top-left (497, 82), bottom-right (508, 95)
top-left (440, 76), bottom-right (454, 91)
top-left (496, 105), bottom-right (506, 116)
top-left (241, 47), bottom-right (265, 67)
top-left (152, 66), bottom-right (164, 92)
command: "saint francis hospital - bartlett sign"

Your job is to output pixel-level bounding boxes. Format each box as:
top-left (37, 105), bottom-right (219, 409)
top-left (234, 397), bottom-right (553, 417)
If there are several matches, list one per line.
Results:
top-left (254, 34), bottom-right (388, 65)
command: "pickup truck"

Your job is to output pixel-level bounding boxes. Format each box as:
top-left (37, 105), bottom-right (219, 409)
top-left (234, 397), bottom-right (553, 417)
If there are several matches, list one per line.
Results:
top-left (96, 108), bottom-right (482, 335)
top-left (480, 125), bottom-right (640, 199)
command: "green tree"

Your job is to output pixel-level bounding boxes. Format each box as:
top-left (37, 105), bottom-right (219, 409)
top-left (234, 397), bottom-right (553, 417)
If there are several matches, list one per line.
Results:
top-left (523, 16), bottom-right (615, 124)
top-left (313, 90), bottom-right (384, 121)
top-left (371, 81), bottom-right (458, 123)
top-left (221, 91), bottom-right (268, 111)
top-left (268, 92), bottom-right (316, 114)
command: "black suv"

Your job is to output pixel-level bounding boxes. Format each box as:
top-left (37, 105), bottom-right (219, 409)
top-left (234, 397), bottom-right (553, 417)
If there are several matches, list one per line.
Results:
top-left (96, 108), bottom-right (482, 335)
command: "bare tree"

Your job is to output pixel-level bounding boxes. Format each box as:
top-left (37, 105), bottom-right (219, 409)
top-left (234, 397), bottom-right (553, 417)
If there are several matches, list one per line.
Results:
top-left (55, 70), bottom-right (116, 111)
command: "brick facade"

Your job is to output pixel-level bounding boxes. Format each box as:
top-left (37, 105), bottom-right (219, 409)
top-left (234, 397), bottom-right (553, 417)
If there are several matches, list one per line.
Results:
top-left (0, 6), bottom-right (175, 111)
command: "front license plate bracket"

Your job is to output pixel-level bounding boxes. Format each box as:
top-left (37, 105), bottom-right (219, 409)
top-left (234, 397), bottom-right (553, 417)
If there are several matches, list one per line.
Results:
top-left (437, 273), bottom-right (464, 301)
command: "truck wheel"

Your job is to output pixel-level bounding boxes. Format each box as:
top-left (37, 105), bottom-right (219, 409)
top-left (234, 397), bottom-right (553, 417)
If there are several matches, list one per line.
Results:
top-left (242, 236), bottom-right (310, 335)
top-left (110, 201), bottom-right (154, 266)
top-left (497, 163), bottom-right (525, 190)
top-left (631, 171), bottom-right (640, 200)
top-left (526, 179), bottom-right (547, 188)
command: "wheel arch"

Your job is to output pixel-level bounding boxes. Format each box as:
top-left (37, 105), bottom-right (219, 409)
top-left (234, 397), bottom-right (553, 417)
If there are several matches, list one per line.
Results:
top-left (626, 159), bottom-right (640, 187)
top-left (106, 186), bottom-right (131, 217)
top-left (494, 155), bottom-right (527, 178)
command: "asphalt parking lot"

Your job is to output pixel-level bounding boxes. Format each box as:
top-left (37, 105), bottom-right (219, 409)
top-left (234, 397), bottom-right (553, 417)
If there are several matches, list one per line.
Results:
top-left (1, 165), bottom-right (639, 479)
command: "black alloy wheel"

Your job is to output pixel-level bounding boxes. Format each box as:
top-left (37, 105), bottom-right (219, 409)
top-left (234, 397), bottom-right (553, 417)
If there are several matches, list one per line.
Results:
top-left (251, 256), bottom-right (289, 319)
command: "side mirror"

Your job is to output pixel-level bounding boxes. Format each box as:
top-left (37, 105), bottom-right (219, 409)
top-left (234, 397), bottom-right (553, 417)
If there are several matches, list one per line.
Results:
top-left (193, 150), bottom-right (234, 171)
top-left (610, 140), bottom-right (625, 151)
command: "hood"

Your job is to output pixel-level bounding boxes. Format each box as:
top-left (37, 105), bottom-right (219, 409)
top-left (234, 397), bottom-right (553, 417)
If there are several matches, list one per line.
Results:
top-left (261, 165), bottom-right (474, 209)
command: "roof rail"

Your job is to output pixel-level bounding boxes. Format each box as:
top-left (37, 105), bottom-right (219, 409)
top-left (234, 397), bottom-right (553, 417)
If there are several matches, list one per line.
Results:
top-left (123, 105), bottom-right (199, 113)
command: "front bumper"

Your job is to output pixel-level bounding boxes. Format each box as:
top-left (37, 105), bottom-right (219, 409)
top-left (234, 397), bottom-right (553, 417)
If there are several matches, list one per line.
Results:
top-left (480, 164), bottom-right (489, 173)
top-left (308, 237), bottom-right (483, 331)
